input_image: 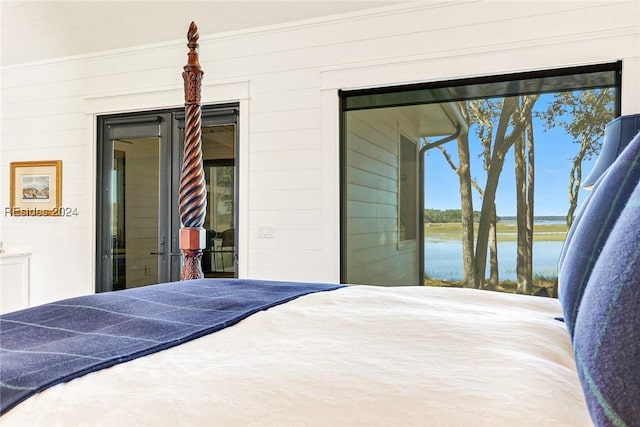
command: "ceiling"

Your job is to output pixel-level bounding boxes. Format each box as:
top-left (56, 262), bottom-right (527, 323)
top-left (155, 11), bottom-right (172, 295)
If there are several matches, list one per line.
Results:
top-left (1, 1), bottom-right (404, 66)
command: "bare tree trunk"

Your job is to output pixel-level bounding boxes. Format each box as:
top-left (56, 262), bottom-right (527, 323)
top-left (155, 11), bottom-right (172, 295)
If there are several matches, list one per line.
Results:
top-left (456, 131), bottom-right (477, 288)
top-left (515, 129), bottom-right (527, 293)
top-left (525, 112), bottom-right (535, 293)
top-left (474, 150), bottom-right (510, 289)
top-left (435, 103), bottom-right (479, 289)
top-left (488, 203), bottom-right (499, 288)
top-left (514, 103), bottom-right (536, 295)
top-left (474, 98), bottom-right (518, 288)
top-left (435, 141), bottom-right (481, 288)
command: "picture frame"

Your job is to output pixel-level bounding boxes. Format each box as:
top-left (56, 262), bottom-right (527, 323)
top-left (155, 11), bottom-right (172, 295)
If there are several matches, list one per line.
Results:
top-left (9, 160), bottom-right (62, 216)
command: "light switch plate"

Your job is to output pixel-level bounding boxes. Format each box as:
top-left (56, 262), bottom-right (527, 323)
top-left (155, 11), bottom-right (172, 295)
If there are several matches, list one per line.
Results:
top-left (258, 224), bottom-right (275, 238)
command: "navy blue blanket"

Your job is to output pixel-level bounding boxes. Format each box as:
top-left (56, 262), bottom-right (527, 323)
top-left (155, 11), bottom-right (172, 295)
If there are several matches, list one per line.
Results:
top-left (0, 279), bottom-right (343, 415)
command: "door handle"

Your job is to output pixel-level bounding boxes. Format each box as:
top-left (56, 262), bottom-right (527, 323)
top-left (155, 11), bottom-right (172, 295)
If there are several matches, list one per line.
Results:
top-left (149, 252), bottom-right (191, 256)
top-left (150, 237), bottom-right (167, 256)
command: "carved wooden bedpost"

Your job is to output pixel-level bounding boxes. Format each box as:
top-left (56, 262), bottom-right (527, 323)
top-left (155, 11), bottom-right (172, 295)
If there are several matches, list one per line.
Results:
top-left (179, 22), bottom-right (207, 280)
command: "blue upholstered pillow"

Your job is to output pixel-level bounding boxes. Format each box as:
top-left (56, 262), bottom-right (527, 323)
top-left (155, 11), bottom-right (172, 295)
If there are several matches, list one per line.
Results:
top-left (558, 132), bottom-right (640, 337)
top-left (573, 179), bottom-right (640, 426)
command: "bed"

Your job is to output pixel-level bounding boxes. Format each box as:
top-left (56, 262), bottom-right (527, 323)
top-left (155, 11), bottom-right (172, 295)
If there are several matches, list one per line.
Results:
top-left (0, 283), bottom-right (590, 426)
top-left (1, 24), bottom-right (640, 426)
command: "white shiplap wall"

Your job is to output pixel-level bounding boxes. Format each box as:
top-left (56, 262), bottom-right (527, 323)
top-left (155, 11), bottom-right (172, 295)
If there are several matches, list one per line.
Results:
top-left (345, 109), bottom-right (421, 286)
top-left (1, 1), bottom-right (639, 304)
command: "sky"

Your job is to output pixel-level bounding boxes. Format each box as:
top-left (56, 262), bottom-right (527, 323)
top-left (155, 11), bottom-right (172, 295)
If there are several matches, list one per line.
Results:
top-left (424, 94), bottom-right (603, 218)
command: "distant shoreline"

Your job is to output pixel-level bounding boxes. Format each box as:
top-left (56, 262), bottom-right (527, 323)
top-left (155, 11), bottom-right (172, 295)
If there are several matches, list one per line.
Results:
top-left (425, 222), bottom-right (568, 242)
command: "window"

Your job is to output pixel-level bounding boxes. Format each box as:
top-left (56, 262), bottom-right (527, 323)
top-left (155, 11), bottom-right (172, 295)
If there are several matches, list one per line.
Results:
top-left (341, 63), bottom-right (621, 290)
top-left (399, 135), bottom-right (417, 242)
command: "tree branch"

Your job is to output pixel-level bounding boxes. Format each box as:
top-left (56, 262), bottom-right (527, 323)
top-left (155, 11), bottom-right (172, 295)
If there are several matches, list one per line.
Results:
top-left (437, 146), bottom-right (485, 197)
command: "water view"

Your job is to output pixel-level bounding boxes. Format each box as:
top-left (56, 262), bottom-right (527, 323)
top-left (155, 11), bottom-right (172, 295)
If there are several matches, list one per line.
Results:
top-left (424, 218), bottom-right (567, 283)
top-left (425, 239), bottom-right (563, 282)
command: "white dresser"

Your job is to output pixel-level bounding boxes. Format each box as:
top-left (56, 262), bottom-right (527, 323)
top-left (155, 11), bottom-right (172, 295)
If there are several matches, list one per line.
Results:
top-left (0, 252), bottom-right (31, 314)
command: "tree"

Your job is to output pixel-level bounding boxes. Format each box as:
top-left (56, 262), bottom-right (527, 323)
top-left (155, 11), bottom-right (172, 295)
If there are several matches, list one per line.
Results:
top-left (455, 127), bottom-right (477, 288)
top-left (437, 101), bottom-right (500, 288)
top-left (473, 95), bottom-right (539, 289)
top-left (525, 110), bottom-right (535, 293)
top-left (514, 101), bottom-right (535, 294)
top-left (430, 131), bottom-right (477, 288)
top-left (428, 89), bottom-right (611, 292)
top-left (466, 100), bottom-right (501, 289)
top-left (424, 208), bottom-right (481, 223)
top-left (436, 96), bottom-right (538, 289)
top-left (537, 89), bottom-right (615, 227)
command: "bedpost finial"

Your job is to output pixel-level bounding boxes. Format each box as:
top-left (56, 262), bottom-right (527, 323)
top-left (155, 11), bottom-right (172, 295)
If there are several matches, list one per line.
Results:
top-left (186, 21), bottom-right (200, 68)
top-left (183, 21), bottom-right (203, 102)
top-left (185, 21), bottom-right (202, 74)
top-left (187, 21), bottom-right (199, 46)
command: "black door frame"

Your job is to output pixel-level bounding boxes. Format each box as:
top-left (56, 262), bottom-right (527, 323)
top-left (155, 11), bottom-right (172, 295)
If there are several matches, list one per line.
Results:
top-left (96, 104), bottom-right (239, 293)
top-left (172, 106), bottom-right (240, 277)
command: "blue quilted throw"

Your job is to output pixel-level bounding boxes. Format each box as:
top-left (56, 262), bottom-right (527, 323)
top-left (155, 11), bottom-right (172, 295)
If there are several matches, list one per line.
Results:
top-left (0, 279), bottom-right (343, 415)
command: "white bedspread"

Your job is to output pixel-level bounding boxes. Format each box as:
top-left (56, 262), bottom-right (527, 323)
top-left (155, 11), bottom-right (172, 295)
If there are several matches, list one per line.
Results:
top-left (0, 285), bottom-right (590, 426)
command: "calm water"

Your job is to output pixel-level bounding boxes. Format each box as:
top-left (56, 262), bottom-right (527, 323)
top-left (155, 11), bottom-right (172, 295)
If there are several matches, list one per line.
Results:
top-left (424, 239), bottom-right (563, 281)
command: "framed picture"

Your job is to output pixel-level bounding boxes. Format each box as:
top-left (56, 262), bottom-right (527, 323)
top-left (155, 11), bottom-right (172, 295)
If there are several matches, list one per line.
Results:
top-left (9, 160), bottom-right (62, 216)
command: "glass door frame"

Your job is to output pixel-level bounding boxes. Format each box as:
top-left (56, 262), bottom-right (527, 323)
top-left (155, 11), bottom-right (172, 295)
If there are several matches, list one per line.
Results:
top-left (96, 105), bottom-right (239, 293)
top-left (96, 112), bottom-right (173, 293)
top-left (172, 107), bottom-right (239, 277)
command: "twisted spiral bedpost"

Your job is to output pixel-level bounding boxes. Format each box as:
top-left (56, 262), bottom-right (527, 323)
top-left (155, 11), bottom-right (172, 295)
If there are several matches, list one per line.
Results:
top-left (179, 22), bottom-right (207, 280)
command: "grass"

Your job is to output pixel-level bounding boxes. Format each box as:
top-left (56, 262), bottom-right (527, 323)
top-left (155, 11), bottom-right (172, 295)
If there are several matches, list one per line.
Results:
top-left (424, 275), bottom-right (558, 297)
top-left (425, 222), bottom-right (568, 242)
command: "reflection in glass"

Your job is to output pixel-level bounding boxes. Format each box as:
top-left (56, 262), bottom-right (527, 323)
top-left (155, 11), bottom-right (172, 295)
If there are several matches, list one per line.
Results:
top-left (111, 138), bottom-right (160, 289)
top-left (197, 124), bottom-right (236, 276)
